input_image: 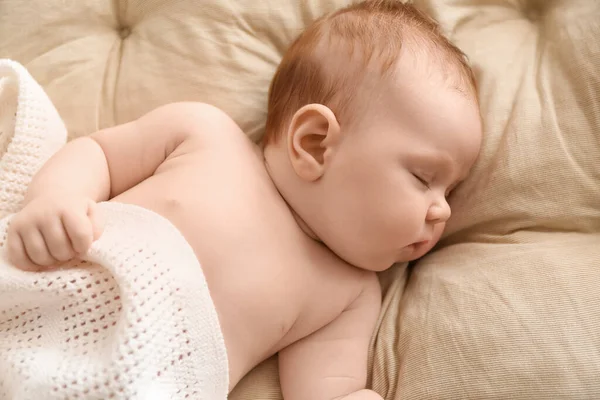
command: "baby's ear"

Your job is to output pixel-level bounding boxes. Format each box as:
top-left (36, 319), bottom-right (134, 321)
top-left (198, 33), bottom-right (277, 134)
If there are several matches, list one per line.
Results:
top-left (286, 104), bottom-right (341, 181)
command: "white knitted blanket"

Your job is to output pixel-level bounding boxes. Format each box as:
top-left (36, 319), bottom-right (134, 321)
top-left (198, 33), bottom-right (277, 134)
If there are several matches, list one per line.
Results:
top-left (0, 60), bottom-right (228, 400)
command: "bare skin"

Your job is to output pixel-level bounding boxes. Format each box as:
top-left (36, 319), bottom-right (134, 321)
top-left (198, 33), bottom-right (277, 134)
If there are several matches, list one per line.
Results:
top-left (6, 103), bottom-right (383, 399)
top-left (5, 53), bottom-right (482, 399)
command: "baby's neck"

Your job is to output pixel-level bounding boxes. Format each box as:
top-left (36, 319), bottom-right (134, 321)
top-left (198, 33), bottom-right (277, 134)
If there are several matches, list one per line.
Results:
top-left (289, 207), bottom-right (321, 243)
top-left (272, 180), bottom-right (322, 243)
top-left (262, 151), bottom-right (323, 244)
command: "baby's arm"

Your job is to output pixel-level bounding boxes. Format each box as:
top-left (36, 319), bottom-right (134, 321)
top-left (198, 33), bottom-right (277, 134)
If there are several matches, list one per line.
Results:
top-left (279, 273), bottom-right (383, 400)
top-left (25, 102), bottom-right (226, 203)
top-left (9, 102), bottom-right (231, 269)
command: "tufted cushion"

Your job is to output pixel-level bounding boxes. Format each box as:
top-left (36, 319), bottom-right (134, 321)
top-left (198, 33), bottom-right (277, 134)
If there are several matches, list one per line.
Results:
top-left (0, 0), bottom-right (352, 142)
top-left (1, 0), bottom-right (599, 399)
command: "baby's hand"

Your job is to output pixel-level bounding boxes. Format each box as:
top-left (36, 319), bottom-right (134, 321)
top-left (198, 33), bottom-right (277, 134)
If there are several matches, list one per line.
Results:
top-left (6, 196), bottom-right (103, 271)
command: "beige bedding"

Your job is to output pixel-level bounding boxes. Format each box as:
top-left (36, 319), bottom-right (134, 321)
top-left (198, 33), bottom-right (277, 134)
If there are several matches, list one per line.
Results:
top-left (1, 0), bottom-right (599, 398)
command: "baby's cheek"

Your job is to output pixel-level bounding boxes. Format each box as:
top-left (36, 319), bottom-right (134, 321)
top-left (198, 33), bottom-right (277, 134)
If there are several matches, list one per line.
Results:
top-left (431, 222), bottom-right (446, 246)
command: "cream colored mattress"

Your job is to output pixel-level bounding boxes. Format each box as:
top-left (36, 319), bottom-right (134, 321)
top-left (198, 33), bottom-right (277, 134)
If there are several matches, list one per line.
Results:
top-left (1, 0), bottom-right (599, 398)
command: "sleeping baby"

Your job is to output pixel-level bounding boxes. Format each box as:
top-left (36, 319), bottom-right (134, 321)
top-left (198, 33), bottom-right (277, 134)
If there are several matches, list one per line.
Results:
top-left (7, 1), bottom-right (482, 399)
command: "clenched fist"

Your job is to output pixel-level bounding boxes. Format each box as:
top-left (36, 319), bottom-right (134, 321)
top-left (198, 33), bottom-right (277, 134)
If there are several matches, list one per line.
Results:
top-left (7, 196), bottom-right (104, 271)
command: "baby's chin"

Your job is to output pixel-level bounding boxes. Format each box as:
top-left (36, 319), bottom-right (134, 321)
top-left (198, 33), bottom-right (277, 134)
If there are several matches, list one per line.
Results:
top-left (326, 238), bottom-right (442, 272)
top-left (345, 240), bottom-right (441, 271)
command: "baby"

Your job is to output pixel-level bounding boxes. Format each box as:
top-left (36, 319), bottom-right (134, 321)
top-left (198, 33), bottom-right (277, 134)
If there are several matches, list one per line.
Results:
top-left (7, 1), bottom-right (481, 399)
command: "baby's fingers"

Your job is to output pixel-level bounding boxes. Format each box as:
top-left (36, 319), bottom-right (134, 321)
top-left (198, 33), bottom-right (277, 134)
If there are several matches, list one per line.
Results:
top-left (40, 218), bottom-right (76, 262)
top-left (6, 229), bottom-right (40, 271)
top-left (20, 228), bottom-right (56, 268)
top-left (62, 211), bottom-right (94, 255)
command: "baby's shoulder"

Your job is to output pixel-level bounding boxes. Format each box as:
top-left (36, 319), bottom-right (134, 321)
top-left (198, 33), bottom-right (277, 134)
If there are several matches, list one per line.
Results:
top-left (159, 102), bottom-right (251, 152)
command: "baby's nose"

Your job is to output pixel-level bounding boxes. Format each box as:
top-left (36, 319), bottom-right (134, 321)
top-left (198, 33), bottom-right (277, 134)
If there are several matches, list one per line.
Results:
top-left (426, 198), bottom-right (451, 224)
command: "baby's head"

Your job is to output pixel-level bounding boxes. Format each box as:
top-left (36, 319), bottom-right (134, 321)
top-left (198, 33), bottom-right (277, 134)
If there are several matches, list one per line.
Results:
top-left (262, 0), bottom-right (482, 271)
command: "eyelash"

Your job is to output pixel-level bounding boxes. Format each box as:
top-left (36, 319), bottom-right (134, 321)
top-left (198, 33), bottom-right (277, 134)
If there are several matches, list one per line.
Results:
top-left (413, 171), bottom-right (461, 196)
top-left (413, 174), bottom-right (430, 189)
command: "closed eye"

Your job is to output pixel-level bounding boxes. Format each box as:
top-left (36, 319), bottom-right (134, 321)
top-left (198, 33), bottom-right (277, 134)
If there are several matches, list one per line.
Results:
top-left (412, 173), bottom-right (430, 189)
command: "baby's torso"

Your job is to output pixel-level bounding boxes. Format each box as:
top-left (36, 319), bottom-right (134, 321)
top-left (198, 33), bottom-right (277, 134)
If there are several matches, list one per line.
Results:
top-left (111, 132), bottom-right (369, 390)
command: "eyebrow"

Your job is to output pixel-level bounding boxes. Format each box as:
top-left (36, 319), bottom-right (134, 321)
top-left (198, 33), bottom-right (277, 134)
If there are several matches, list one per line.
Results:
top-left (425, 151), bottom-right (455, 174)
top-left (421, 151), bottom-right (468, 184)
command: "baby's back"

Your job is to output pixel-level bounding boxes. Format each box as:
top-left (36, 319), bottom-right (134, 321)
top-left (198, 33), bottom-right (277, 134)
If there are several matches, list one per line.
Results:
top-left (110, 114), bottom-right (370, 390)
